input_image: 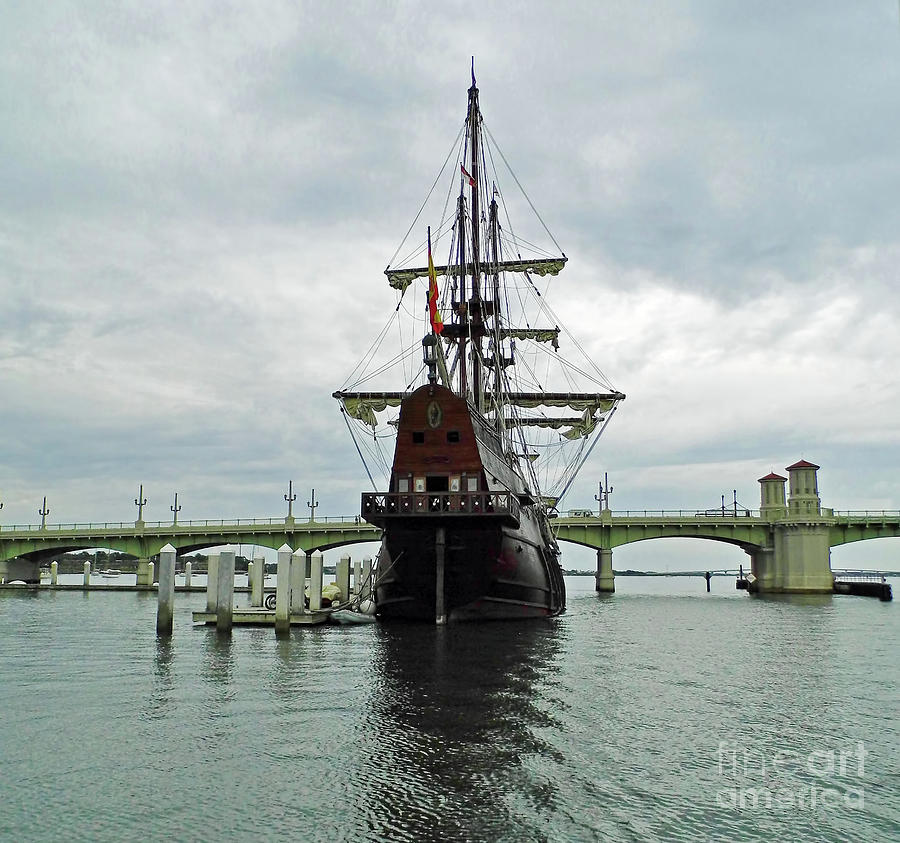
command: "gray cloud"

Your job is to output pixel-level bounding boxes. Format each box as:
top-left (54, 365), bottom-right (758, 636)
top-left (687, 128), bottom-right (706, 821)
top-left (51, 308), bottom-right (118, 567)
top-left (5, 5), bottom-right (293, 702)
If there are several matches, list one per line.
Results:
top-left (1, 2), bottom-right (898, 571)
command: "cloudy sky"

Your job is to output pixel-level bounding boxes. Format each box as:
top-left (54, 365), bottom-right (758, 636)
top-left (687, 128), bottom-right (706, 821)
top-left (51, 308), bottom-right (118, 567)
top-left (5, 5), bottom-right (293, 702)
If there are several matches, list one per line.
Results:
top-left (2, 1), bottom-right (899, 570)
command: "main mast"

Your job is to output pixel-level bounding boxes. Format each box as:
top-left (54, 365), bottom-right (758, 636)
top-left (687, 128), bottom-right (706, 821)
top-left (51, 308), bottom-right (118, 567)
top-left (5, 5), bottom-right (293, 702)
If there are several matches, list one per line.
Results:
top-left (467, 69), bottom-right (484, 413)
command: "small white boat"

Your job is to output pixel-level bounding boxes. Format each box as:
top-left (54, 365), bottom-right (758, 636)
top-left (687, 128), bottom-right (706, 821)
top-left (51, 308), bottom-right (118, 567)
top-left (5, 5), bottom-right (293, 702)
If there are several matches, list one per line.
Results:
top-left (99, 570), bottom-right (123, 578)
top-left (329, 610), bottom-right (377, 625)
top-left (329, 600), bottom-right (377, 624)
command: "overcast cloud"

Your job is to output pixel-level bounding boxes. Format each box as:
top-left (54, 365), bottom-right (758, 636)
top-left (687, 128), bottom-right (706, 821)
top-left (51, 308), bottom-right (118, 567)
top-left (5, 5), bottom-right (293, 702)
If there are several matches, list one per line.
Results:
top-left (2, 1), bottom-right (899, 570)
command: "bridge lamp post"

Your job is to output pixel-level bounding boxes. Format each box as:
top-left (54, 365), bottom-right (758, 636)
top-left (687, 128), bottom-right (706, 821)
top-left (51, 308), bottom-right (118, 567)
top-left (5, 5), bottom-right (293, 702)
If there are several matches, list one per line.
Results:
top-left (171, 492), bottom-right (181, 526)
top-left (39, 496), bottom-right (50, 530)
top-left (307, 488), bottom-right (318, 523)
top-left (135, 484), bottom-right (147, 528)
top-left (284, 480), bottom-right (297, 526)
top-left (595, 472), bottom-right (613, 514)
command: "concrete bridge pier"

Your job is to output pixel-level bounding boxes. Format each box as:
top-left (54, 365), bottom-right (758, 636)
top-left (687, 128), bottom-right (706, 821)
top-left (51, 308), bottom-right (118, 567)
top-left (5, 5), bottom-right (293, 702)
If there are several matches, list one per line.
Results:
top-left (595, 548), bottom-right (614, 593)
top-left (2, 558), bottom-right (41, 584)
top-left (773, 524), bottom-right (833, 593)
top-left (747, 546), bottom-right (775, 592)
top-left (136, 558), bottom-right (153, 587)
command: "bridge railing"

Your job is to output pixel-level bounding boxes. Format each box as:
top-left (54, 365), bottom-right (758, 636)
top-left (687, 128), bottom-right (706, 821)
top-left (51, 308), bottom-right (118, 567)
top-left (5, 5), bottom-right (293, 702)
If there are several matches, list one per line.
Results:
top-left (831, 511), bottom-right (900, 518)
top-left (558, 510), bottom-right (761, 518)
top-left (0, 516), bottom-right (369, 532)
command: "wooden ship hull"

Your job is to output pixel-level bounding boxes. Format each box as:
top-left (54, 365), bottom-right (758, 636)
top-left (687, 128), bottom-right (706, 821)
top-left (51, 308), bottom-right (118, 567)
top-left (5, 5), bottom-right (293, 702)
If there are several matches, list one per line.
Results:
top-left (362, 384), bottom-right (566, 622)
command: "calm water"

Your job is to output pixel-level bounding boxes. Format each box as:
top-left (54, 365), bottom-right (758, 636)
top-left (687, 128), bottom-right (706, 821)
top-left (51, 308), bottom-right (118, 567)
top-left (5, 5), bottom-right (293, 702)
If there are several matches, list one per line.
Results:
top-left (1, 575), bottom-right (897, 842)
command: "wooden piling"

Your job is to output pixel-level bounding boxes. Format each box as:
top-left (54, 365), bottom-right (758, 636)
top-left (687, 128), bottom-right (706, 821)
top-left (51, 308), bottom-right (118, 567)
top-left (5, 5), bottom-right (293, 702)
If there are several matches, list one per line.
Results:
top-left (360, 557), bottom-right (372, 601)
top-left (206, 555), bottom-right (219, 613)
top-left (291, 550), bottom-right (307, 615)
top-left (216, 551), bottom-right (235, 633)
top-left (274, 544), bottom-right (292, 636)
top-left (250, 555), bottom-right (265, 607)
top-left (157, 544), bottom-right (176, 636)
top-left (337, 555), bottom-right (350, 605)
top-left (353, 559), bottom-right (362, 597)
top-left (309, 552), bottom-right (324, 612)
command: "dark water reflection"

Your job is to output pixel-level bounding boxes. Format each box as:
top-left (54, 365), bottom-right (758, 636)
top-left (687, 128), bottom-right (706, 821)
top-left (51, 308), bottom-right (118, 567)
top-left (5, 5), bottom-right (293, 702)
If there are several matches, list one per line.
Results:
top-left (360, 621), bottom-right (563, 841)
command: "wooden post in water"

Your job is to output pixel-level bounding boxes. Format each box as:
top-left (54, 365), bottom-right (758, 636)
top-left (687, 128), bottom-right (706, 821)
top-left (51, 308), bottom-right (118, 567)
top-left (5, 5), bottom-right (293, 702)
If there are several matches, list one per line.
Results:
top-left (250, 555), bottom-right (265, 607)
top-left (50, 560), bottom-right (58, 585)
top-left (216, 551), bottom-right (235, 633)
top-left (337, 555), bottom-right (351, 605)
top-left (157, 544), bottom-right (176, 636)
top-left (360, 557), bottom-right (372, 601)
top-left (83, 561), bottom-right (91, 587)
top-left (309, 552), bottom-right (324, 612)
top-left (291, 550), bottom-right (307, 615)
top-left (353, 559), bottom-right (362, 597)
top-left (184, 559), bottom-right (192, 588)
top-left (274, 544), bottom-right (292, 636)
top-left (206, 555), bottom-right (220, 614)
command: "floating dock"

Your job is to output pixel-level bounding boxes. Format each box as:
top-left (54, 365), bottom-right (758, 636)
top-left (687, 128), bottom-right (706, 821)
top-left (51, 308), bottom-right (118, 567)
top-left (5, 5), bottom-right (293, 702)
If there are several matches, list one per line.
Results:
top-left (190, 607), bottom-right (330, 626)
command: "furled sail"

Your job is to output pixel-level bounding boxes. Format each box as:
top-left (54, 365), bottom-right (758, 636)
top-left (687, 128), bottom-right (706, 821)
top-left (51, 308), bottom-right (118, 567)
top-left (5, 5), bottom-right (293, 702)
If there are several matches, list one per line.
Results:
top-left (502, 392), bottom-right (624, 414)
top-left (386, 257), bottom-right (567, 292)
top-left (500, 328), bottom-right (560, 349)
top-left (334, 391), bottom-right (407, 427)
top-left (505, 410), bottom-right (605, 440)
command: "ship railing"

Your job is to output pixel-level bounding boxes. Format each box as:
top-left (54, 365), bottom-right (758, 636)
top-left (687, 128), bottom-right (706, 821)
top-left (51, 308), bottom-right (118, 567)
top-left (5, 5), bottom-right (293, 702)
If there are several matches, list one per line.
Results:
top-left (362, 491), bottom-right (521, 520)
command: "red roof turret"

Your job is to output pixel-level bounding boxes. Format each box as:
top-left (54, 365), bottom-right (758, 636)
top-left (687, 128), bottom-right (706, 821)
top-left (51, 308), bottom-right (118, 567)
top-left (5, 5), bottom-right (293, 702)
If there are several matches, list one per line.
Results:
top-left (786, 459), bottom-right (819, 471)
top-left (759, 472), bottom-right (787, 482)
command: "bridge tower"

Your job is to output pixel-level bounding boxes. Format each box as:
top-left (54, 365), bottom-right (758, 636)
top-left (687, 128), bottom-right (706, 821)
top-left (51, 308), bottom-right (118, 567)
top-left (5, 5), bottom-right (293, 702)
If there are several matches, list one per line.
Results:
top-left (786, 459), bottom-right (821, 516)
top-left (750, 472), bottom-right (787, 590)
top-left (758, 472), bottom-right (787, 518)
top-left (749, 460), bottom-right (832, 594)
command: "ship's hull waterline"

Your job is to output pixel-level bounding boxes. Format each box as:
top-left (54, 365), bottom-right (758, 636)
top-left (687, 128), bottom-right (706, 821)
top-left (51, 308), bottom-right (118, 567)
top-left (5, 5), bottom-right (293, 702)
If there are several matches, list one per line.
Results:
top-left (374, 519), bottom-right (564, 622)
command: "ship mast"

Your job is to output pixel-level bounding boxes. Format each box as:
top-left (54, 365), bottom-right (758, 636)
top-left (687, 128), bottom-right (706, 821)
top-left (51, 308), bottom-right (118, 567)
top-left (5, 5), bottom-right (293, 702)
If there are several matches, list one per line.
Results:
top-left (467, 67), bottom-right (483, 412)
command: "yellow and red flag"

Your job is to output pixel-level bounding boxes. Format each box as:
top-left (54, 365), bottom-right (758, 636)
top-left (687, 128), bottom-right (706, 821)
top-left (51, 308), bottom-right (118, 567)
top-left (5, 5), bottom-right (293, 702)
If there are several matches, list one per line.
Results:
top-left (427, 228), bottom-right (443, 335)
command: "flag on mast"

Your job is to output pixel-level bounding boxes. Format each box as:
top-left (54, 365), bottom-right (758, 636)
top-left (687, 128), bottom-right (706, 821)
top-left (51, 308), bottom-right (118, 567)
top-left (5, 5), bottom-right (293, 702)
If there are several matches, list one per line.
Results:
top-left (460, 163), bottom-right (476, 187)
top-left (427, 227), bottom-right (443, 335)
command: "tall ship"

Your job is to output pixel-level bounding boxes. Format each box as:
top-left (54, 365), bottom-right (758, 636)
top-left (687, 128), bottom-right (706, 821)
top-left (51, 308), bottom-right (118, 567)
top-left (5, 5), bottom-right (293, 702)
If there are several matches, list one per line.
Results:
top-left (334, 69), bottom-right (624, 622)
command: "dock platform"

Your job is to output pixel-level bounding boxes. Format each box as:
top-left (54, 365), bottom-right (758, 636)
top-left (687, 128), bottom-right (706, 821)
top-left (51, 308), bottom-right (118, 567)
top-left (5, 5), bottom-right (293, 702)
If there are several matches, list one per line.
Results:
top-left (191, 607), bottom-right (330, 626)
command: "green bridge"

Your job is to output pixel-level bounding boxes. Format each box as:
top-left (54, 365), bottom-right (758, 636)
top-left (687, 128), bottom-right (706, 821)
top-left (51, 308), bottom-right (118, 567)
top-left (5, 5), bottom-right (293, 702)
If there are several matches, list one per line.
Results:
top-left (2, 461), bottom-right (898, 593)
